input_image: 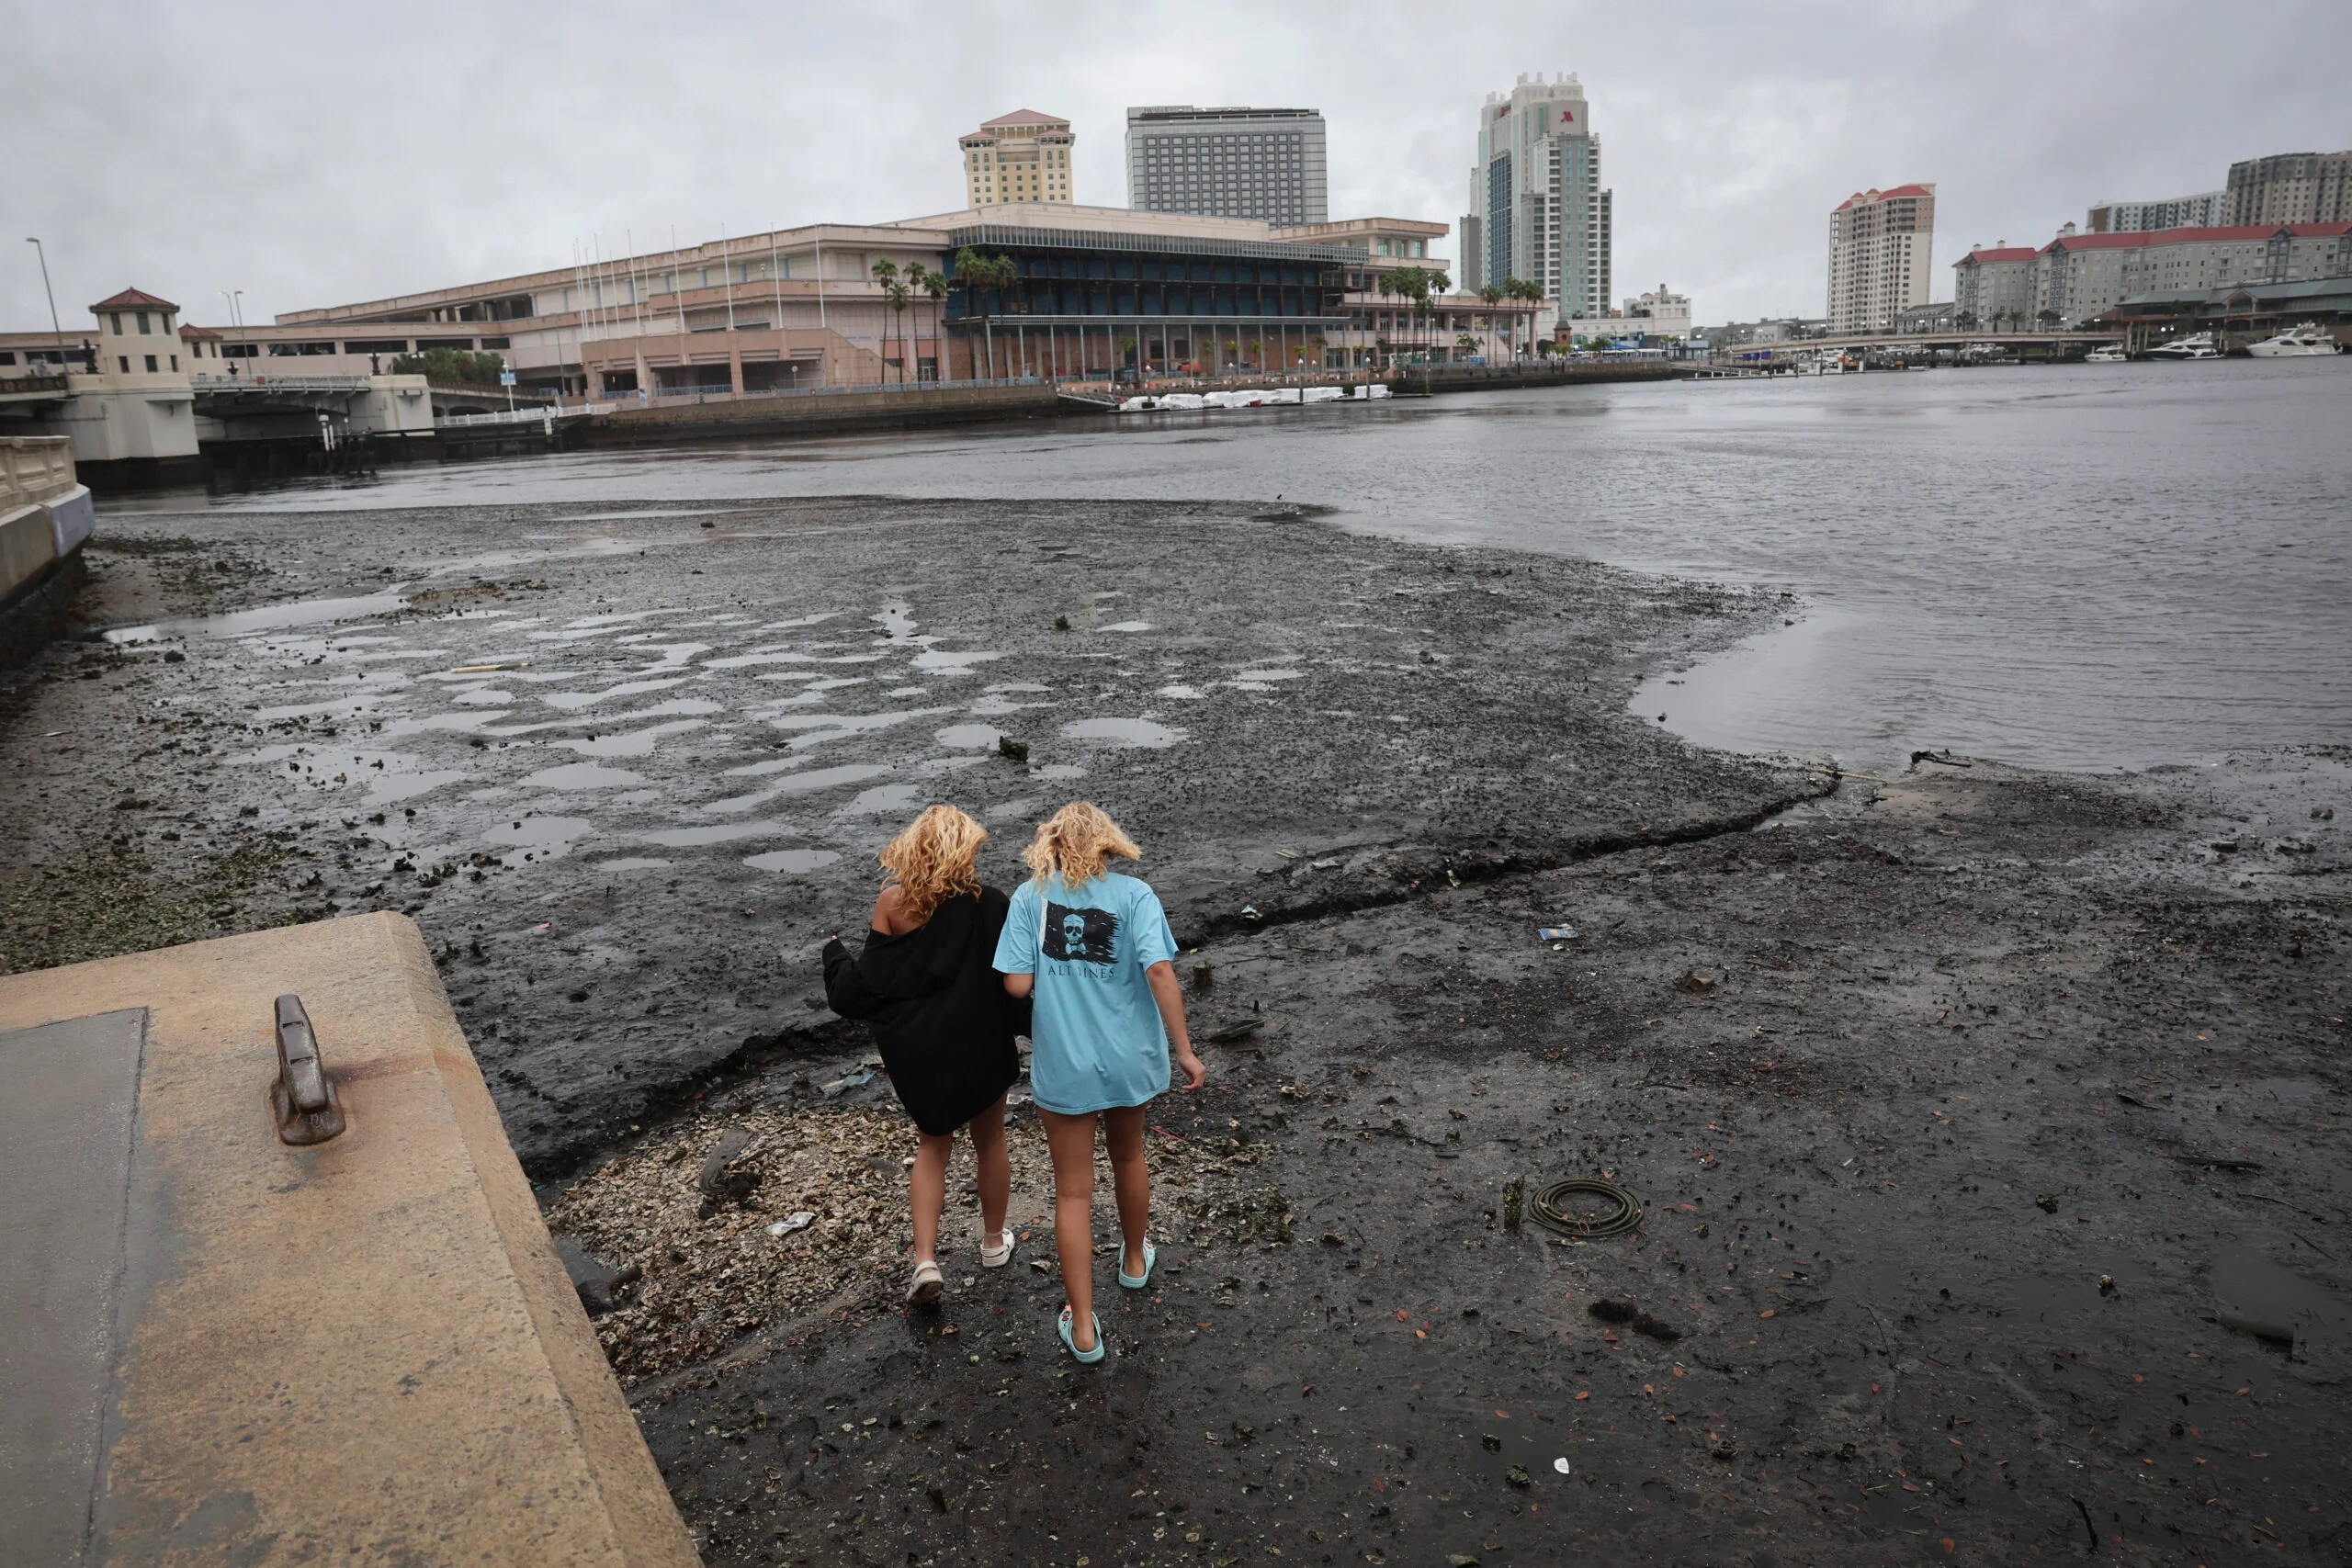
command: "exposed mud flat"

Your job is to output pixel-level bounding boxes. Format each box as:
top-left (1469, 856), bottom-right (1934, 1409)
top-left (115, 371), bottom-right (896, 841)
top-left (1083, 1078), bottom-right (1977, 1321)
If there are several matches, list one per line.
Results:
top-left (2, 497), bottom-right (2346, 1563)
top-left (1, 496), bottom-right (1805, 1174)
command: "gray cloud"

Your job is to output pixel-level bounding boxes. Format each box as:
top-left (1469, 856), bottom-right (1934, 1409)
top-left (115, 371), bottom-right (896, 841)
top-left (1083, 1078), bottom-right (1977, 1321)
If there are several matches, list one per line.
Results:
top-left (6, 0), bottom-right (2346, 329)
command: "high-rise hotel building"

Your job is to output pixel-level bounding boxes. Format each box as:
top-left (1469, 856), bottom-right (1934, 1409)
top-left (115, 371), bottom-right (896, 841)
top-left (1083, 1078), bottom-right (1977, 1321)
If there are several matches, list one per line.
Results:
top-left (1826, 184), bottom-right (1935, 333)
top-left (960, 110), bottom-right (1076, 207)
top-left (1126, 106), bottom-right (1329, 227)
top-left (1459, 73), bottom-right (1611, 323)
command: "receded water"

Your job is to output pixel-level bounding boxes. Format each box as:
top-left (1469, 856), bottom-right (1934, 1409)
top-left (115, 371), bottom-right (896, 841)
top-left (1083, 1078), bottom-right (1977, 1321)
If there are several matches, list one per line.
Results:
top-left (134, 359), bottom-right (2351, 772)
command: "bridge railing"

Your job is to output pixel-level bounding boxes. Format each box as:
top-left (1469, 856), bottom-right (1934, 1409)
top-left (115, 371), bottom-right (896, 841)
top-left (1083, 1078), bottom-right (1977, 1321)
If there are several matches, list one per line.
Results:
top-left (191, 373), bottom-right (371, 391)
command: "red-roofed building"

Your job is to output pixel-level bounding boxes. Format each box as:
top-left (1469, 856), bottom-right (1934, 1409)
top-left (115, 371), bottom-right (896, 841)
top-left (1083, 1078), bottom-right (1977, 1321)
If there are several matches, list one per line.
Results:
top-left (1827, 184), bottom-right (1935, 332)
top-left (959, 109), bottom-right (1075, 207)
top-left (2018, 220), bottom-right (2352, 325)
top-left (89, 288), bottom-right (179, 312)
top-left (1951, 245), bottom-right (2039, 330)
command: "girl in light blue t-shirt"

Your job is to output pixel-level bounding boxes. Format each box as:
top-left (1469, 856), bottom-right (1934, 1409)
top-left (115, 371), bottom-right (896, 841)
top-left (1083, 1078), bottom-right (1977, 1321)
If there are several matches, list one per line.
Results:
top-left (994, 802), bottom-right (1205, 1364)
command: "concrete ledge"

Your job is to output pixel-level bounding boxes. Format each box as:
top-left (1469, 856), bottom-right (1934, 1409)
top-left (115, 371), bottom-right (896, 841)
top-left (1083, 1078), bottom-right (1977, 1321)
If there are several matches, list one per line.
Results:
top-left (0, 913), bottom-right (697, 1566)
top-left (0, 500), bottom-right (58, 599)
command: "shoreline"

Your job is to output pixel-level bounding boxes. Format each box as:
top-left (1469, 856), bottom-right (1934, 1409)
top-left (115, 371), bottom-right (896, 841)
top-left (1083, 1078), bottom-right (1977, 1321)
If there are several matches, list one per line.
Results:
top-left (1, 493), bottom-right (2344, 1562)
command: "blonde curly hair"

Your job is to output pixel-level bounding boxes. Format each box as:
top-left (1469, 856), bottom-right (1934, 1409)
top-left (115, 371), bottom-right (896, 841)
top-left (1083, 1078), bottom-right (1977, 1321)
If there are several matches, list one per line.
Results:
top-left (877, 805), bottom-right (988, 923)
top-left (1023, 801), bottom-right (1141, 889)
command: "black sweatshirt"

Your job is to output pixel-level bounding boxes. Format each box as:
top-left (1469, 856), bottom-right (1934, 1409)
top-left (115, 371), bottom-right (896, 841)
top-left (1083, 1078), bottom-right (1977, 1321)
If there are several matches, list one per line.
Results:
top-left (821, 887), bottom-right (1026, 1135)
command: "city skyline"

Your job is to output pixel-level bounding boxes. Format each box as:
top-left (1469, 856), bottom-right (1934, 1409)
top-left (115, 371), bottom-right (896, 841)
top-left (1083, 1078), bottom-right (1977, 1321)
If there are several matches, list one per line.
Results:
top-left (6, 2), bottom-right (2348, 330)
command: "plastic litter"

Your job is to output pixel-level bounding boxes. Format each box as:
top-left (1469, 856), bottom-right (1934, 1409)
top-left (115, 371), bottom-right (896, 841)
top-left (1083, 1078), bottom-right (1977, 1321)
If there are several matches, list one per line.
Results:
top-left (1536, 926), bottom-right (1578, 942)
top-left (766, 1212), bottom-right (816, 1237)
top-left (819, 1069), bottom-right (876, 1098)
top-left (1239, 904), bottom-right (1261, 920)
top-left (1553, 1457), bottom-right (1572, 1474)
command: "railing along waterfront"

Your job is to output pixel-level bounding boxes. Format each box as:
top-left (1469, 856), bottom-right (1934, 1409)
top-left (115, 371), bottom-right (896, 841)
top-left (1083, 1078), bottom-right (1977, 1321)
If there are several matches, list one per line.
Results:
top-left (590, 376), bottom-right (1047, 406)
top-left (436, 403), bottom-right (616, 428)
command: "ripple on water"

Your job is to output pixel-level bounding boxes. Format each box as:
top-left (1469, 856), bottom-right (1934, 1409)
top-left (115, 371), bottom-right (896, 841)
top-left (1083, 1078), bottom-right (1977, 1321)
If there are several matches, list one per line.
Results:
top-left (1034, 763), bottom-right (1090, 780)
top-left (1099, 621), bottom-right (1157, 633)
top-left (590, 857), bottom-right (673, 873)
top-left (744, 849), bottom-right (842, 874)
top-left (935, 723), bottom-right (1003, 748)
top-left (1060, 717), bottom-right (1186, 748)
top-left (1155, 685), bottom-right (1206, 699)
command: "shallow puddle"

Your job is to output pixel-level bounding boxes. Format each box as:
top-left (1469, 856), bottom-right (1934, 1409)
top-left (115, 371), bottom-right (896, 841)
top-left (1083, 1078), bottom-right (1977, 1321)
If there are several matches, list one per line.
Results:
top-left (744, 849), bottom-right (842, 874)
top-left (519, 761), bottom-right (646, 790)
top-left (640, 819), bottom-right (794, 847)
top-left (105, 591), bottom-right (409, 642)
top-left (1059, 717), bottom-right (1186, 748)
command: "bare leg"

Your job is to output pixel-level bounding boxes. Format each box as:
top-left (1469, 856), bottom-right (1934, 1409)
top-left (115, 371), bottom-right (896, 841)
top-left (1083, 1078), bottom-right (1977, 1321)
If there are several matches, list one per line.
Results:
top-left (1041, 1108), bottom-right (1100, 1351)
top-left (910, 1129), bottom-right (954, 1265)
top-left (1104, 1105), bottom-right (1150, 1280)
top-left (967, 1093), bottom-right (1011, 1243)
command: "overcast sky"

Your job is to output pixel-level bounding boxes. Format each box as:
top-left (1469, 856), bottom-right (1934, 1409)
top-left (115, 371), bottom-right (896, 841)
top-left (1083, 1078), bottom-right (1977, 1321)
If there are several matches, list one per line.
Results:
top-left (6, 1), bottom-right (2346, 330)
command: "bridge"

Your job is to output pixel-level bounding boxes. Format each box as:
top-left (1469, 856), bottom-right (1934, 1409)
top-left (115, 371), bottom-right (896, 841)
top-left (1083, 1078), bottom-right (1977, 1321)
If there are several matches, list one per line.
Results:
top-left (187, 372), bottom-right (381, 416)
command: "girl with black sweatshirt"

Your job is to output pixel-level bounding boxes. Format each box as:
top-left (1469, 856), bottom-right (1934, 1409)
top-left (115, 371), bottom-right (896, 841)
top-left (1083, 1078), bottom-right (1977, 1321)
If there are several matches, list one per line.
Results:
top-left (823, 805), bottom-right (1025, 1305)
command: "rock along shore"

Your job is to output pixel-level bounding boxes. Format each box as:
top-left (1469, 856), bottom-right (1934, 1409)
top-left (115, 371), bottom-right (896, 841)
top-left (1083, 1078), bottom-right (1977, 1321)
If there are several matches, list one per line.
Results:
top-left (1, 494), bottom-right (2344, 1564)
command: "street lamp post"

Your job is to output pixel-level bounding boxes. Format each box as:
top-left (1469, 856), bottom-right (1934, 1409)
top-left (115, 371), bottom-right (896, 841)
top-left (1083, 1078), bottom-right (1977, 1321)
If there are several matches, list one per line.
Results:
top-left (25, 237), bottom-right (65, 372)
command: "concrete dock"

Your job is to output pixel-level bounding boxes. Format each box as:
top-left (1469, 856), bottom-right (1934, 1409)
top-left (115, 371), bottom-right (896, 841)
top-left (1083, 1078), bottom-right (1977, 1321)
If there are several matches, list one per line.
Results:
top-left (0, 913), bottom-right (697, 1566)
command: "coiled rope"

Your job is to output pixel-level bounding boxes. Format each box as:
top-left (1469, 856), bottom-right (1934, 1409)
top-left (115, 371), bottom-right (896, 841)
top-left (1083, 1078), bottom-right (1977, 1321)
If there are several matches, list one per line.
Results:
top-left (1528, 1178), bottom-right (1644, 1239)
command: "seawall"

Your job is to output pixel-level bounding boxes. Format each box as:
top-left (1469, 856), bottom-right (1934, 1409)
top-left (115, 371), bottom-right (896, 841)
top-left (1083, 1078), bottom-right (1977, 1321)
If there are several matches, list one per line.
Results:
top-left (0, 435), bottom-right (96, 669)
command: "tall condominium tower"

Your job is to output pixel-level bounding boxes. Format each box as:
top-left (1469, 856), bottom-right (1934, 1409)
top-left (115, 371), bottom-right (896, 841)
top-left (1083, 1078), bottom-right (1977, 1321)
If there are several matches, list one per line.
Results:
top-left (1459, 73), bottom-right (1611, 321)
top-left (2225, 151), bottom-right (2352, 225)
top-left (1826, 184), bottom-right (1935, 333)
top-left (960, 110), bottom-right (1076, 207)
top-left (1125, 106), bottom-right (1329, 226)
top-left (2086, 190), bottom-right (2226, 232)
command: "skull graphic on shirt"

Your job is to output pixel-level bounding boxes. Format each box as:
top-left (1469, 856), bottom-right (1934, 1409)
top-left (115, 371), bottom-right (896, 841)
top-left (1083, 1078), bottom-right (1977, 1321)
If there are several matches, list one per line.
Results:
top-left (1043, 902), bottom-right (1120, 964)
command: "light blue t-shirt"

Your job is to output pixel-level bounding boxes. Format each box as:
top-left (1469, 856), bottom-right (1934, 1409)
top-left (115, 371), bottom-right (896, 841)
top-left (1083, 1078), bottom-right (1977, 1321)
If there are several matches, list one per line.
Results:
top-left (992, 871), bottom-right (1180, 1115)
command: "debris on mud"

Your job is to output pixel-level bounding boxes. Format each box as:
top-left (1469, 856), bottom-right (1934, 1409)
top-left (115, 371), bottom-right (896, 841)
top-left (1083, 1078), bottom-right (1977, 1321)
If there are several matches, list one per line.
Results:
top-left (548, 1101), bottom-right (1281, 1381)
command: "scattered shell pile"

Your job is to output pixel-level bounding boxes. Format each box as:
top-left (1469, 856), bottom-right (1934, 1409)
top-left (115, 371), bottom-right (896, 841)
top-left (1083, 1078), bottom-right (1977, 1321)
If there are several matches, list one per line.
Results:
top-left (550, 1102), bottom-right (1287, 1382)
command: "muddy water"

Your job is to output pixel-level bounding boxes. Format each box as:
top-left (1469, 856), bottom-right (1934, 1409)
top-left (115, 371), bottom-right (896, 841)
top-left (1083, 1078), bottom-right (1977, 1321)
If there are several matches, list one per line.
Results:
top-left (122, 357), bottom-right (2352, 773)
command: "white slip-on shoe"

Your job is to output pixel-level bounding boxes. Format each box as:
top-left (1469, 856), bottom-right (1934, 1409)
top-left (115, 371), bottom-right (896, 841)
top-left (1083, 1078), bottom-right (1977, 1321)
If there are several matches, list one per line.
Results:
top-left (979, 1228), bottom-right (1017, 1269)
top-left (906, 1259), bottom-right (944, 1305)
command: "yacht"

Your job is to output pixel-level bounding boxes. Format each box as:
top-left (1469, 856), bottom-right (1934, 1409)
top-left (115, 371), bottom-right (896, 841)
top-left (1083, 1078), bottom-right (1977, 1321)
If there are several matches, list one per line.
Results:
top-left (2085, 344), bottom-right (2128, 364)
top-left (2245, 323), bottom-right (2342, 357)
top-left (2146, 332), bottom-right (2221, 360)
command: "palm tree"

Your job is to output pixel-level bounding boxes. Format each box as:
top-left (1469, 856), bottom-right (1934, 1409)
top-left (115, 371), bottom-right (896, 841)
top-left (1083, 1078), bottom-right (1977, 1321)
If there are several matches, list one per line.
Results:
top-left (869, 259), bottom-right (900, 384)
top-left (884, 278), bottom-right (912, 383)
top-left (1954, 310), bottom-right (1977, 333)
top-left (909, 264), bottom-right (947, 381)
